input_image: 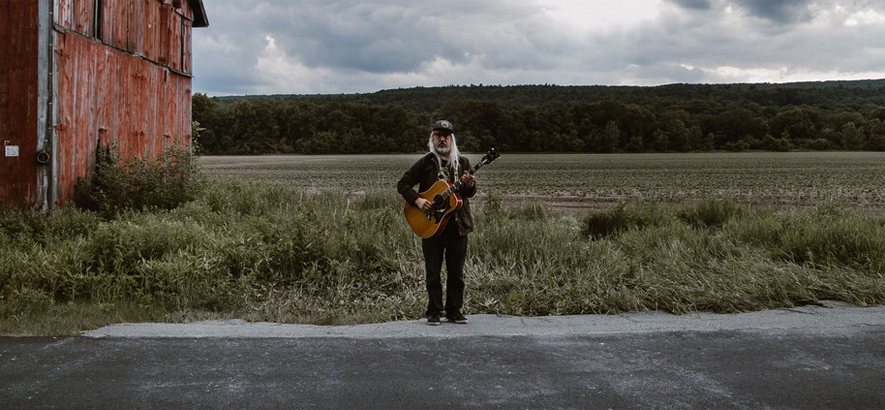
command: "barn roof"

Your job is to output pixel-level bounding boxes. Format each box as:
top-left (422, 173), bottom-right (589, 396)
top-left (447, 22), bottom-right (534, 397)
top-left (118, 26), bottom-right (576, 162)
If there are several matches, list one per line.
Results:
top-left (190, 0), bottom-right (209, 27)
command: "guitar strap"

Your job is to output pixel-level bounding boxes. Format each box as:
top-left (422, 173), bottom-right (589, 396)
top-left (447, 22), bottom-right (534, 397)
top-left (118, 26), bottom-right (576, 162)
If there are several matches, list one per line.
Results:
top-left (438, 159), bottom-right (461, 226)
top-left (438, 160), bottom-right (456, 183)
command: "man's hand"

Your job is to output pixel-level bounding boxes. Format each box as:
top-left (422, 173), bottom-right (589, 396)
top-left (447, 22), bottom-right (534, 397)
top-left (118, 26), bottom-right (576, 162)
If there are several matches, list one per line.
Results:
top-left (462, 172), bottom-right (475, 188)
top-left (415, 197), bottom-right (433, 212)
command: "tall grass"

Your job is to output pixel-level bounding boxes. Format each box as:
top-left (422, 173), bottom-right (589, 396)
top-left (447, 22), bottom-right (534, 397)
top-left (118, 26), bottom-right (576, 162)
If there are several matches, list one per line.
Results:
top-left (1, 181), bottom-right (884, 335)
top-left (470, 196), bottom-right (884, 316)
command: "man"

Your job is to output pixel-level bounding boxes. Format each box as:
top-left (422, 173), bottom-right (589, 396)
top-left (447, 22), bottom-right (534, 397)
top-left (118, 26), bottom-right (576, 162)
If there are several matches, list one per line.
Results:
top-left (397, 120), bottom-right (476, 326)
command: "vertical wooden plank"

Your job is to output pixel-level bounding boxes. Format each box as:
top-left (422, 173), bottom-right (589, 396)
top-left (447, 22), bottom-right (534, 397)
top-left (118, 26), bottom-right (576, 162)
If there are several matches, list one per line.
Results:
top-left (0, 0), bottom-right (40, 207)
top-left (72, 0), bottom-right (94, 36)
top-left (143, 0), bottom-right (157, 64)
top-left (181, 18), bottom-right (192, 74)
top-left (169, 11), bottom-right (182, 72)
top-left (72, 37), bottom-right (88, 188)
top-left (103, 0), bottom-right (125, 50)
top-left (146, 62), bottom-right (159, 155)
top-left (94, 46), bottom-right (108, 148)
top-left (128, 0), bottom-right (143, 55)
top-left (162, 69), bottom-right (173, 150)
top-left (158, 0), bottom-right (171, 67)
top-left (55, 0), bottom-right (74, 28)
top-left (55, 32), bottom-right (71, 198)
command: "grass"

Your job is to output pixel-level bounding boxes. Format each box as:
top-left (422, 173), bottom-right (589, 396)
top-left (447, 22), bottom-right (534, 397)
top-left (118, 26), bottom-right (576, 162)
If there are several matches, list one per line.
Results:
top-left (2, 177), bottom-right (884, 335)
top-left (473, 197), bottom-right (885, 316)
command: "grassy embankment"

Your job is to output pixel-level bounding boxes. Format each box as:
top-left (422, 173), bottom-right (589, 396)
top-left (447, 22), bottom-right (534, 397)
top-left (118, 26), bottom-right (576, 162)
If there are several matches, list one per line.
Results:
top-left (2, 176), bottom-right (883, 336)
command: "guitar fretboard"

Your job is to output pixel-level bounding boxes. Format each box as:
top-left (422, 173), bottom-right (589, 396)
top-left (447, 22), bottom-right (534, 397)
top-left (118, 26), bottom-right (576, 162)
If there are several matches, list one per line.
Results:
top-left (442, 160), bottom-right (487, 199)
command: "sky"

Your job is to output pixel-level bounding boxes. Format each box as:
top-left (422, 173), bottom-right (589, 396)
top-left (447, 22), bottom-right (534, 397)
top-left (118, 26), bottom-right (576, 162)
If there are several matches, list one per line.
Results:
top-left (191, 0), bottom-right (885, 96)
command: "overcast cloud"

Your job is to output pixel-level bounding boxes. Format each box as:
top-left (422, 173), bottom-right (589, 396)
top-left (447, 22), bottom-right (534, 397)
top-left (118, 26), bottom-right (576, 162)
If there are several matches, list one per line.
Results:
top-left (192, 0), bottom-right (885, 96)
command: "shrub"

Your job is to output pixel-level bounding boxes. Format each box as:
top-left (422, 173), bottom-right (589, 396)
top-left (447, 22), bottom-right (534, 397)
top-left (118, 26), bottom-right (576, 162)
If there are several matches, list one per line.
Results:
top-left (0, 208), bottom-right (49, 246)
top-left (74, 143), bottom-right (202, 217)
top-left (677, 198), bottom-right (746, 228)
top-left (580, 202), bottom-right (666, 239)
top-left (0, 206), bottom-right (101, 249)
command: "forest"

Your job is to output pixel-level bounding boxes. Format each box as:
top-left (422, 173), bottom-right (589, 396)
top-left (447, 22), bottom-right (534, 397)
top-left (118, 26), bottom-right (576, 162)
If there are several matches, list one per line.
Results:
top-left (192, 80), bottom-right (885, 155)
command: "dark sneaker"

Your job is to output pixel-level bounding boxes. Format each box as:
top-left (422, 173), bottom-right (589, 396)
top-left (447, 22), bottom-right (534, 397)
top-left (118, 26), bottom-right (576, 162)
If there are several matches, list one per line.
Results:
top-left (427, 314), bottom-right (441, 326)
top-left (448, 313), bottom-right (468, 324)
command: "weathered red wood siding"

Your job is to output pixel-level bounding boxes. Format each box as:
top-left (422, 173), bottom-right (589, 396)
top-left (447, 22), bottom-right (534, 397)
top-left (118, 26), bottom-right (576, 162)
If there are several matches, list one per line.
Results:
top-left (51, 0), bottom-right (198, 205)
top-left (54, 0), bottom-right (196, 75)
top-left (0, 1), bottom-right (40, 207)
top-left (1, 0), bottom-right (204, 208)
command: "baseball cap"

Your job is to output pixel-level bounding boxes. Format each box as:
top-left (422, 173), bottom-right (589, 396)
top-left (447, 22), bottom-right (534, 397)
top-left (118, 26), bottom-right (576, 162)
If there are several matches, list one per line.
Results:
top-left (432, 120), bottom-right (454, 134)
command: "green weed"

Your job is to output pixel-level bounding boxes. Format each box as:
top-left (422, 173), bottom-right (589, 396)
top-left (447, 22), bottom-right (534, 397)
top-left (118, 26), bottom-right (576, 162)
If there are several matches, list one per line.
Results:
top-left (1, 174), bottom-right (884, 335)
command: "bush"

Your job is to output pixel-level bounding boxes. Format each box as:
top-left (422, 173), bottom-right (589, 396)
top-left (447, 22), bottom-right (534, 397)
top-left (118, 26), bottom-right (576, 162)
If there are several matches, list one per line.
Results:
top-left (0, 206), bottom-right (101, 249)
top-left (676, 198), bottom-right (745, 228)
top-left (74, 143), bottom-right (202, 217)
top-left (580, 202), bottom-right (666, 239)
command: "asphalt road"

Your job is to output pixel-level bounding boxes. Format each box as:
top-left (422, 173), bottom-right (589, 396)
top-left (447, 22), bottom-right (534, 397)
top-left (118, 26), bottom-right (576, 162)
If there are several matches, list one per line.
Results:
top-left (2, 303), bottom-right (884, 409)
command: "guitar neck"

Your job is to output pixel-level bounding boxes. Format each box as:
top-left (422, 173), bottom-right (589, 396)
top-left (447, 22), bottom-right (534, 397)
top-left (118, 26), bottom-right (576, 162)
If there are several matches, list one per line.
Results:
top-left (446, 160), bottom-right (486, 195)
top-left (469, 161), bottom-right (485, 175)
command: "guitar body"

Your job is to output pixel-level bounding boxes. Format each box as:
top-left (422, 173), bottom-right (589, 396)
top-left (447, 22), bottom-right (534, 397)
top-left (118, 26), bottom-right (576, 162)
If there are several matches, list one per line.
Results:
top-left (404, 180), bottom-right (463, 239)
top-left (402, 148), bottom-right (500, 238)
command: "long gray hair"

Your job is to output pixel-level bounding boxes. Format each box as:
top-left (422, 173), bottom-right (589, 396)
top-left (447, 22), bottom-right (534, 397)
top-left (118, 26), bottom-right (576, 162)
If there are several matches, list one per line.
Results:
top-left (427, 132), bottom-right (460, 172)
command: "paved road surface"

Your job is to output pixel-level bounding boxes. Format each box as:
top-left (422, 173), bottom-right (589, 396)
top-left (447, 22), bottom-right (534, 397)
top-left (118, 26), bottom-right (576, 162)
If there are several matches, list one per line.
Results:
top-left (2, 303), bottom-right (884, 409)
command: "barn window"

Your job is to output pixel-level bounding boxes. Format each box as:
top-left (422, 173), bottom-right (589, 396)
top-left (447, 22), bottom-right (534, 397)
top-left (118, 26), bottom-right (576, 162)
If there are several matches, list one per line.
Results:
top-left (92, 0), bottom-right (104, 41)
top-left (181, 21), bottom-right (187, 73)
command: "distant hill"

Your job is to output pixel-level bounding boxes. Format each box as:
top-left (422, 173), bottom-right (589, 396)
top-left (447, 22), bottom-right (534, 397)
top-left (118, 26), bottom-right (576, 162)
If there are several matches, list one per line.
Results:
top-left (209, 79), bottom-right (885, 112)
top-left (194, 78), bottom-right (885, 155)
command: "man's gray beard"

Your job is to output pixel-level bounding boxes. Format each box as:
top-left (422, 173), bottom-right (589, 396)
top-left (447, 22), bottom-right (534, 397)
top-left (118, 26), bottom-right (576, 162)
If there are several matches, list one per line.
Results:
top-left (435, 144), bottom-right (450, 155)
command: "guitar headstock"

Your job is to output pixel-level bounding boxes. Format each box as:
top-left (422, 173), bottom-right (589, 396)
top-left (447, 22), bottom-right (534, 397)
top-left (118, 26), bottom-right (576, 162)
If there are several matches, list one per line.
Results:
top-left (480, 148), bottom-right (501, 165)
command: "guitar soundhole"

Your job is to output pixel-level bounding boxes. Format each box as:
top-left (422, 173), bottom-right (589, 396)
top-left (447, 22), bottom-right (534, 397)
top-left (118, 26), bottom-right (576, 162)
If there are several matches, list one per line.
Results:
top-left (433, 195), bottom-right (447, 208)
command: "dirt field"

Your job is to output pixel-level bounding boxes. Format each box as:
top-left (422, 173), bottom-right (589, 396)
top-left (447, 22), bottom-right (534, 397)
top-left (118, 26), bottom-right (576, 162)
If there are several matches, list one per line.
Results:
top-left (200, 152), bottom-right (885, 213)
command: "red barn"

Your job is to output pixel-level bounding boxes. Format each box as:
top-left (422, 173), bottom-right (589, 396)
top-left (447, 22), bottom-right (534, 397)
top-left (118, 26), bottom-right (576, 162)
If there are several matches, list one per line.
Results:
top-left (1, 0), bottom-right (208, 210)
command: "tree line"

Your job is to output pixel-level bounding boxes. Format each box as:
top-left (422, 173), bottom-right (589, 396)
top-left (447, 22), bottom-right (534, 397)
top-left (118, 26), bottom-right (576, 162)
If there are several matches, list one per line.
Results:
top-left (192, 81), bottom-right (885, 154)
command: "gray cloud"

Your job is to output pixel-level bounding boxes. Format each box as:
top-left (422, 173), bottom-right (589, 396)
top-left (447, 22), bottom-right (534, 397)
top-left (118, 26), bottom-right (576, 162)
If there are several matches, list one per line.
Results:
top-left (731, 0), bottom-right (816, 24)
top-left (192, 0), bottom-right (885, 95)
top-left (667, 0), bottom-right (713, 11)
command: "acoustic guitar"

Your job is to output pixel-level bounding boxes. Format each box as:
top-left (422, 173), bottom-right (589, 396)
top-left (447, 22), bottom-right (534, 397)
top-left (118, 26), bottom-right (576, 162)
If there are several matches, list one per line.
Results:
top-left (404, 148), bottom-right (501, 238)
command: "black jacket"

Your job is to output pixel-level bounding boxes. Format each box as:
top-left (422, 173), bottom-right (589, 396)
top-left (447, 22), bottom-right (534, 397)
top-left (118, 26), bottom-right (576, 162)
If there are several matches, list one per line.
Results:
top-left (397, 152), bottom-right (476, 236)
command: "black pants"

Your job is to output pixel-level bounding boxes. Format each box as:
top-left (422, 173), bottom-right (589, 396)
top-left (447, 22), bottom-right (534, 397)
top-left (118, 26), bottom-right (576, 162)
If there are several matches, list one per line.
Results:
top-left (421, 223), bottom-right (468, 317)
